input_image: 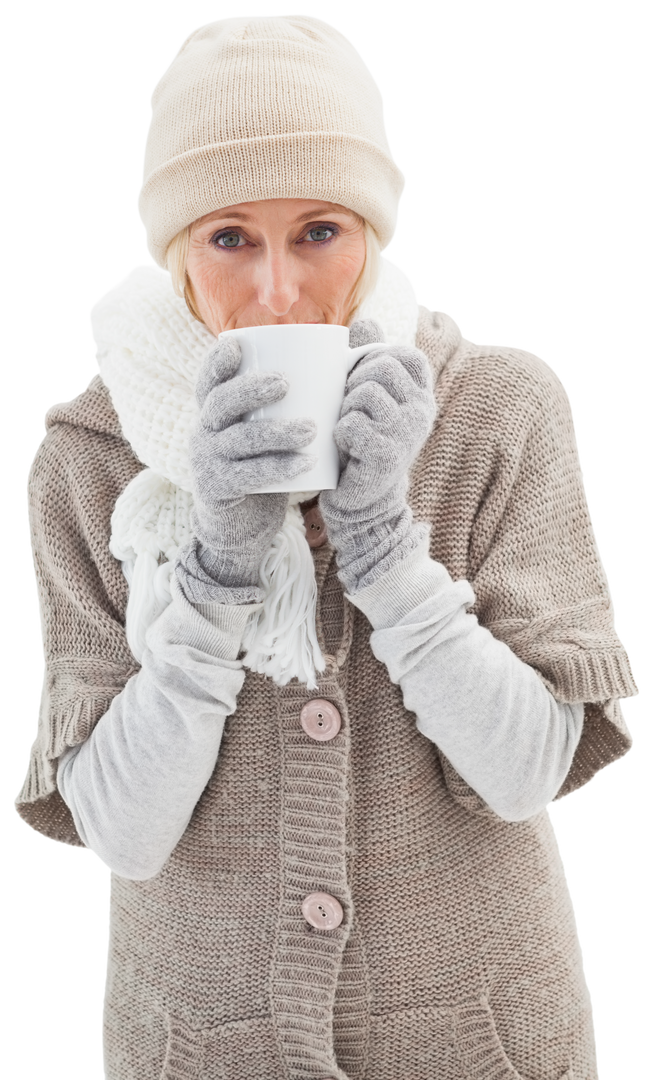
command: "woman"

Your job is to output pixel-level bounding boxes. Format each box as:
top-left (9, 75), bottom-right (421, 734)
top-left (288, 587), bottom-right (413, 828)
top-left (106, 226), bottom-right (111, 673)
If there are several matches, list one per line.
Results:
top-left (17, 16), bottom-right (637, 1080)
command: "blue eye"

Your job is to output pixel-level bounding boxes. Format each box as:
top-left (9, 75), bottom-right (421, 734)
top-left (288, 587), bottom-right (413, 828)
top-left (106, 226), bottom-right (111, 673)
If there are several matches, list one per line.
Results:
top-left (305, 226), bottom-right (335, 243)
top-left (211, 225), bottom-right (336, 249)
top-left (214, 231), bottom-right (244, 248)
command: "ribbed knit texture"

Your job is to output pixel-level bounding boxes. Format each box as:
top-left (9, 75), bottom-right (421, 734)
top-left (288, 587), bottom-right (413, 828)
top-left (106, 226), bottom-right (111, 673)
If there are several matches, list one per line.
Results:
top-left (18, 308), bottom-right (637, 1079)
top-left (139, 17), bottom-right (404, 264)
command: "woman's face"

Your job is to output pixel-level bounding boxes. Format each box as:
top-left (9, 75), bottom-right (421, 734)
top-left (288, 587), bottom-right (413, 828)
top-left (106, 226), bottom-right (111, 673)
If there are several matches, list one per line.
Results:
top-left (185, 198), bottom-right (367, 334)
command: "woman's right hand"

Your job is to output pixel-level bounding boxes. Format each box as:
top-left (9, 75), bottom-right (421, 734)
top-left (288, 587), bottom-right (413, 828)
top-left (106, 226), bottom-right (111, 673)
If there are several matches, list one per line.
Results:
top-left (175, 337), bottom-right (317, 604)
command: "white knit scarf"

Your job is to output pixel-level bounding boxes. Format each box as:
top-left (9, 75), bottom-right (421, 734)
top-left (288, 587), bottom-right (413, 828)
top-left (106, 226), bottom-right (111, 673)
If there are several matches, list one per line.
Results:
top-left (92, 259), bottom-right (418, 688)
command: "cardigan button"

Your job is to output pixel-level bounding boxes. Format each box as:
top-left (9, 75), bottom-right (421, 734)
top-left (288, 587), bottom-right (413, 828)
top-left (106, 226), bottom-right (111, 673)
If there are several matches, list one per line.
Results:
top-left (301, 892), bottom-right (344, 930)
top-left (300, 699), bottom-right (342, 742)
top-left (303, 505), bottom-right (328, 548)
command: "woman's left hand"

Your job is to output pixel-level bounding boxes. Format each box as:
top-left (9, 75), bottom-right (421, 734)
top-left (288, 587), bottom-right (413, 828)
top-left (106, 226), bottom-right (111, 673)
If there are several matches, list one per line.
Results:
top-left (317, 315), bottom-right (436, 522)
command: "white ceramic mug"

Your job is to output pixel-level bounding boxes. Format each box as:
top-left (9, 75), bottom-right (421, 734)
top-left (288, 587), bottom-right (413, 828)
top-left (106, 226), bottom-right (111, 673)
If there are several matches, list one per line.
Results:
top-left (218, 323), bottom-right (386, 492)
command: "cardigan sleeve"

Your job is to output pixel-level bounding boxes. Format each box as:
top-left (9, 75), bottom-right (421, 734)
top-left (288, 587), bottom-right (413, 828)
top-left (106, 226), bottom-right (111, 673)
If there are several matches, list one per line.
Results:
top-left (347, 539), bottom-right (586, 821)
top-left (424, 343), bottom-right (637, 801)
top-left (16, 390), bottom-right (142, 845)
top-left (56, 583), bottom-right (255, 878)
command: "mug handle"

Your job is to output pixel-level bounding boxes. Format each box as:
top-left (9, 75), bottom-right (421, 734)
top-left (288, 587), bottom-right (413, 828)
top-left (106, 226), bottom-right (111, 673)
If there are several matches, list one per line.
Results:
top-left (346, 341), bottom-right (387, 373)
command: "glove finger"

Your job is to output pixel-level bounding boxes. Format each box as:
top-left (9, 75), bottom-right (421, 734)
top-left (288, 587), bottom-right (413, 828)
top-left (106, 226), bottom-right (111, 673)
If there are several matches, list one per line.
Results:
top-left (335, 401), bottom-right (432, 464)
top-left (344, 354), bottom-right (421, 406)
top-left (333, 410), bottom-right (404, 469)
top-left (195, 338), bottom-right (242, 407)
top-left (202, 449), bottom-right (317, 498)
top-left (339, 380), bottom-right (402, 427)
top-left (347, 345), bottom-right (432, 393)
top-left (338, 383), bottom-right (434, 450)
top-left (214, 417), bottom-right (317, 460)
top-left (201, 371), bottom-right (289, 431)
top-left (247, 450), bottom-right (318, 484)
top-left (348, 319), bottom-right (385, 349)
top-left (388, 345), bottom-right (433, 390)
top-left (341, 377), bottom-right (435, 438)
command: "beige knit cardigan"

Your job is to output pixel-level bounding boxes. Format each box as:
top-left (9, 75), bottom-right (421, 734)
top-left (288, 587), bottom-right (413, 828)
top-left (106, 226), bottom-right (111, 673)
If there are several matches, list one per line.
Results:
top-left (18, 307), bottom-right (636, 1080)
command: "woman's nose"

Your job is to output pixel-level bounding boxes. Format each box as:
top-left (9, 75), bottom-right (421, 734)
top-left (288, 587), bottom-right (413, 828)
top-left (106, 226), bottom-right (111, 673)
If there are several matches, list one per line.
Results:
top-left (256, 252), bottom-right (300, 317)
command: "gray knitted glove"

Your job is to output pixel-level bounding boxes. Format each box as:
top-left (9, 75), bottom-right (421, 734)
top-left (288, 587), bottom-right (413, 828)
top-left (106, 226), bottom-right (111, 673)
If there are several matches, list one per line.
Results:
top-left (176, 338), bottom-right (317, 605)
top-left (319, 320), bottom-right (436, 594)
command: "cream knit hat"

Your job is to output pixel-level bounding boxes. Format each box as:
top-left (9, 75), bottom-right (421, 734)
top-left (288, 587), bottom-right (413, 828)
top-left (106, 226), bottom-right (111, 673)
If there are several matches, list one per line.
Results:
top-left (139, 16), bottom-right (404, 266)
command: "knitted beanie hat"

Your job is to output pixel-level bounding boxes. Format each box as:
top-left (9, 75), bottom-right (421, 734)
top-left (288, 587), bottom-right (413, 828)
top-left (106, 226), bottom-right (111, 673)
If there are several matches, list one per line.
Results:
top-left (139, 16), bottom-right (404, 266)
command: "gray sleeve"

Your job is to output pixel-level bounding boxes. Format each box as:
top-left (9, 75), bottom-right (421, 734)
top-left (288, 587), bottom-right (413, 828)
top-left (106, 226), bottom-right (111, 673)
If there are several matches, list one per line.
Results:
top-left (57, 579), bottom-right (260, 880)
top-left (347, 538), bottom-right (584, 821)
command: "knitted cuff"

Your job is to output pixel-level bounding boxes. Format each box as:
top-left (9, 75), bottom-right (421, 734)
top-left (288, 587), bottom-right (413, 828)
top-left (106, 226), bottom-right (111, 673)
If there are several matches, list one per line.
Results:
top-left (325, 497), bottom-right (430, 595)
top-left (175, 539), bottom-right (264, 606)
top-left (177, 494), bottom-right (287, 601)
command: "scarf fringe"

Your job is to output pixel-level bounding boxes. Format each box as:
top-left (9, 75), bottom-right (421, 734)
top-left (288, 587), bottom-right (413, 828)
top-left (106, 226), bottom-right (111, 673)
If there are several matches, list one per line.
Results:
top-left (111, 470), bottom-right (324, 686)
top-left (241, 494), bottom-right (325, 689)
